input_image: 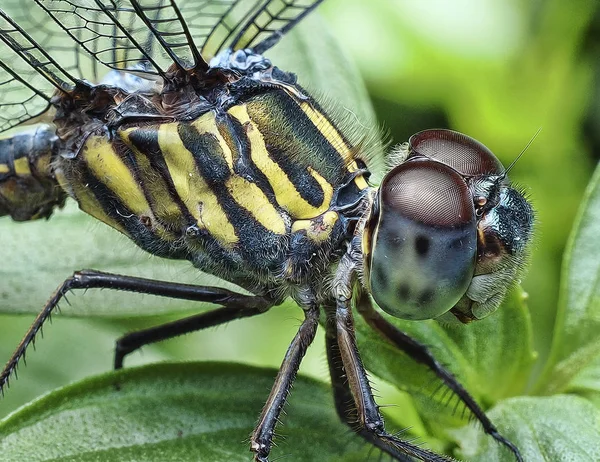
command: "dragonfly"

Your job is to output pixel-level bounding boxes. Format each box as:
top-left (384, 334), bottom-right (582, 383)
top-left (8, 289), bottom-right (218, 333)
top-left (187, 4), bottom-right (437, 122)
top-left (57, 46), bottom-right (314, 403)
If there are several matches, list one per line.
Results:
top-left (0, 1), bottom-right (534, 460)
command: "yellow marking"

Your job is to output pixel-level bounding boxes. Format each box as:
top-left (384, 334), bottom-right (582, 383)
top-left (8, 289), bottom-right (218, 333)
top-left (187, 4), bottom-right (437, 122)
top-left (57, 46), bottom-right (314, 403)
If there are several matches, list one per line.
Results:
top-left (228, 105), bottom-right (331, 219)
top-left (56, 166), bottom-right (128, 235)
top-left (82, 136), bottom-right (174, 241)
top-left (120, 128), bottom-right (185, 231)
top-left (0, 164), bottom-right (9, 174)
top-left (226, 176), bottom-right (286, 234)
top-left (299, 102), bottom-right (353, 164)
top-left (354, 174), bottom-right (369, 190)
top-left (345, 160), bottom-right (368, 189)
top-left (54, 168), bottom-right (70, 195)
top-left (307, 166), bottom-right (334, 205)
top-left (299, 103), bottom-right (371, 189)
top-left (84, 137), bottom-right (148, 214)
top-left (291, 220), bottom-right (310, 233)
top-left (291, 211), bottom-right (339, 244)
top-left (74, 182), bottom-right (129, 235)
top-left (196, 110), bottom-right (285, 234)
top-left (158, 123), bottom-right (238, 246)
top-left (192, 112), bottom-right (234, 170)
top-left (34, 152), bottom-right (53, 176)
top-left (13, 157), bottom-right (31, 176)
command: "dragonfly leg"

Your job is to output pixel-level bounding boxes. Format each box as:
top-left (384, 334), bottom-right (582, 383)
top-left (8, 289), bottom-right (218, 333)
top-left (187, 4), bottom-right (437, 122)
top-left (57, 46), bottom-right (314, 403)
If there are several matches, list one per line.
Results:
top-left (0, 269), bottom-right (273, 394)
top-left (355, 295), bottom-right (522, 462)
top-left (325, 300), bottom-right (454, 462)
top-left (111, 292), bottom-right (274, 369)
top-left (250, 304), bottom-right (319, 462)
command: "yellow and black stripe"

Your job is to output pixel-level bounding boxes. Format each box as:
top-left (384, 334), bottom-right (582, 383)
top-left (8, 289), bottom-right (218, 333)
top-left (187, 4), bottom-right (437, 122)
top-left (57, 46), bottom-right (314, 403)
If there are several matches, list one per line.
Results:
top-left (55, 87), bottom-right (368, 282)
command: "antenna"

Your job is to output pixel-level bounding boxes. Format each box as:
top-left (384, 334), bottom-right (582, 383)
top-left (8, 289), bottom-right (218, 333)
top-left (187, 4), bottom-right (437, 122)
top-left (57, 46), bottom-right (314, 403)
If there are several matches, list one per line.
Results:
top-left (503, 127), bottom-right (542, 177)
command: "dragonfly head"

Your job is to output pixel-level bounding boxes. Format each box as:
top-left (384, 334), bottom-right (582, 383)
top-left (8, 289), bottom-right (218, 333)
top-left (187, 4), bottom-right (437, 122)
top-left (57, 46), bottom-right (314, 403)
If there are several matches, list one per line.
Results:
top-left (366, 130), bottom-right (534, 323)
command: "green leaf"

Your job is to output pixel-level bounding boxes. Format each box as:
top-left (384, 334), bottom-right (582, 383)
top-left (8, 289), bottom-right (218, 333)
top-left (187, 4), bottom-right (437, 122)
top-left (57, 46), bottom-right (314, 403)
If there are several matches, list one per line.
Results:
top-left (454, 395), bottom-right (600, 461)
top-left (0, 315), bottom-right (172, 420)
top-left (541, 163), bottom-right (600, 394)
top-left (356, 287), bottom-right (535, 438)
top-left (0, 362), bottom-right (369, 462)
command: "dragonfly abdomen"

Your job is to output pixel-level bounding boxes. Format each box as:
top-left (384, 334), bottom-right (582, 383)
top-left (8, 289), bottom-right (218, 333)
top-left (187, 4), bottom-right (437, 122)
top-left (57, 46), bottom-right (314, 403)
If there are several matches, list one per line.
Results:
top-left (0, 124), bottom-right (66, 221)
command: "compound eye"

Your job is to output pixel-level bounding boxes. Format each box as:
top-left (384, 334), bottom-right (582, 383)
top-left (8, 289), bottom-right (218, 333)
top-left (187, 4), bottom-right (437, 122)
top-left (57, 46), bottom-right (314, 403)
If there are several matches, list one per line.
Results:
top-left (409, 129), bottom-right (504, 177)
top-left (370, 160), bottom-right (477, 320)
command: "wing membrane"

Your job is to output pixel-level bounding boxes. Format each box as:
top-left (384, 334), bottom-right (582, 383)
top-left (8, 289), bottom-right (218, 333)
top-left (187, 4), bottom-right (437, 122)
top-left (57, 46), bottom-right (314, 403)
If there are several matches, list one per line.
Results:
top-left (34, 0), bottom-right (168, 78)
top-left (0, 65), bottom-right (52, 133)
top-left (188, 0), bottom-right (324, 60)
top-left (0, 0), bottom-right (324, 134)
top-left (0, 7), bottom-right (77, 132)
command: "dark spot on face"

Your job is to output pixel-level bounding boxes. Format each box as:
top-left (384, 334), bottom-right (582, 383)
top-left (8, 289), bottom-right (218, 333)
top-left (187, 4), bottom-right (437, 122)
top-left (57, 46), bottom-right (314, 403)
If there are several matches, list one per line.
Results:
top-left (397, 283), bottom-right (410, 301)
top-left (418, 289), bottom-right (434, 306)
top-left (373, 264), bottom-right (388, 291)
top-left (415, 235), bottom-right (430, 256)
top-left (379, 227), bottom-right (403, 251)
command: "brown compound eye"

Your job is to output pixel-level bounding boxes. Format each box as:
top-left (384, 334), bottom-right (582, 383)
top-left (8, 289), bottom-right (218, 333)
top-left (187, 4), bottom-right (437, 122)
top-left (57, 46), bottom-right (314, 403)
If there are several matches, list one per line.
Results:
top-left (408, 129), bottom-right (505, 177)
top-left (369, 160), bottom-right (478, 320)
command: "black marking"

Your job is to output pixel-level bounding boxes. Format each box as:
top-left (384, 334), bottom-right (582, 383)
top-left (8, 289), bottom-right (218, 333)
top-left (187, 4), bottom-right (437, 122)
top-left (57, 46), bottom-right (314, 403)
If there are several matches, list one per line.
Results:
top-left (397, 283), bottom-right (411, 301)
top-left (492, 187), bottom-right (535, 254)
top-left (77, 166), bottom-right (183, 260)
top-left (246, 89), bottom-right (347, 189)
top-left (415, 235), bottom-right (430, 257)
top-left (216, 111), bottom-right (277, 203)
top-left (178, 122), bottom-right (287, 275)
top-left (267, 144), bottom-right (325, 207)
top-left (335, 171), bottom-right (366, 210)
top-left (178, 123), bottom-right (231, 182)
top-left (125, 127), bottom-right (195, 227)
top-left (419, 289), bottom-right (435, 306)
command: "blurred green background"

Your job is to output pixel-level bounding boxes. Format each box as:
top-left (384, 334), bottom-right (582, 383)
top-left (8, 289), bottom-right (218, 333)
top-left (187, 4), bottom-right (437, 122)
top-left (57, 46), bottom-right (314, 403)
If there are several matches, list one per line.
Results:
top-left (0, 0), bottom-right (598, 451)
top-left (321, 0), bottom-right (598, 377)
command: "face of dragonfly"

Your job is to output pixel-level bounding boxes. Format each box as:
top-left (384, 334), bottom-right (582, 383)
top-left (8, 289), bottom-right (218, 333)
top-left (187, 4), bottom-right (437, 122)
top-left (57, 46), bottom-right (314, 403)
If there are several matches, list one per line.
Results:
top-left (368, 129), bottom-right (534, 322)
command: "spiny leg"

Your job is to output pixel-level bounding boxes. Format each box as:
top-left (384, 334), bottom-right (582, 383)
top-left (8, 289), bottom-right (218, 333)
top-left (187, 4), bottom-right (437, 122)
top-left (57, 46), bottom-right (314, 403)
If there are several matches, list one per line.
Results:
top-left (250, 304), bottom-right (319, 462)
top-left (327, 301), bottom-right (454, 462)
top-left (1, 269), bottom-right (273, 394)
top-left (325, 323), bottom-right (413, 462)
top-left (114, 299), bottom-right (273, 370)
top-left (355, 295), bottom-right (522, 462)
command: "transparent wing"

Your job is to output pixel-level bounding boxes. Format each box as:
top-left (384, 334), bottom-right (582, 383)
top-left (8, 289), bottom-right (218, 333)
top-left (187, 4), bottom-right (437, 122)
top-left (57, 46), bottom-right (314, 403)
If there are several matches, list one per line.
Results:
top-left (189, 0), bottom-right (324, 60)
top-left (0, 0), bottom-right (324, 133)
top-left (29, 0), bottom-right (194, 79)
top-left (0, 7), bottom-right (76, 132)
top-left (0, 0), bottom-right (203, 133)
top-left (0, 62), bottom-right (52, 133)
top-left (0, 0), bottom-right (211, 86)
